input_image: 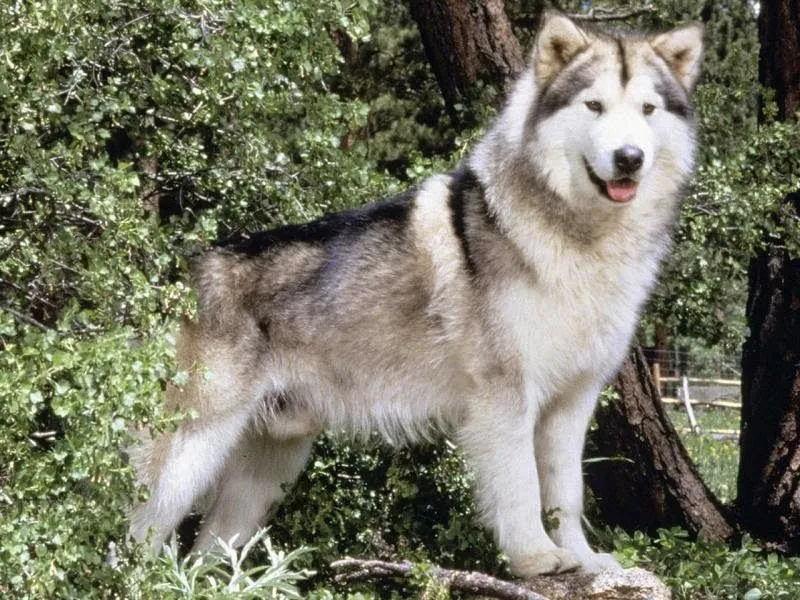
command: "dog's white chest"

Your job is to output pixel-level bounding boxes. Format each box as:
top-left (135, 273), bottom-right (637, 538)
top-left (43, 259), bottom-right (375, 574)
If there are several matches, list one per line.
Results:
top-left (493, 273), bottom-right (639, 397)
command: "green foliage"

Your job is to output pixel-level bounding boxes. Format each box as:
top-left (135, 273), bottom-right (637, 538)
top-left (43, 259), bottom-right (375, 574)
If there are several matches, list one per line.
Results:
top-left (270, 435), bottom-right (505, 578)
top-left (0, 325), bottom-right (173, 597)
top-left (635, 406), bottom-right (800, 599)
top-left (2, 0), bottom-right (800, 598)
top-left (588, 400), bottom-right (798, 600)
top-left (611, 529), bottom-right (800, 600)
top-left (332, 1), bottom-right (498, 177)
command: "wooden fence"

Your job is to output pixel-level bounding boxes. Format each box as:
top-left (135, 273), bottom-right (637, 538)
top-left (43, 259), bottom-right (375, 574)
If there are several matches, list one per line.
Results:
top-left (651, 363), bottom-right (741, 436)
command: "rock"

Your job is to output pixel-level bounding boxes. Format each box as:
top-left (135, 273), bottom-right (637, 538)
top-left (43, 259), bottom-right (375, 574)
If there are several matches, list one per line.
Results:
top-left (330, 557), bottom-right (671, 600)
top-left (585, 567), bottom-right (671, 599)
top-left (524, 567), bottom-right (671, 600)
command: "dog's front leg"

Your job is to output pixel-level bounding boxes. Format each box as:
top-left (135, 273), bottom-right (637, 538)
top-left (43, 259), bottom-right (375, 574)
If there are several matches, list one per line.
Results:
top-left (458, 393), bottom-right (580, 577)
top-left (535, 381), bottom-right (621, 573)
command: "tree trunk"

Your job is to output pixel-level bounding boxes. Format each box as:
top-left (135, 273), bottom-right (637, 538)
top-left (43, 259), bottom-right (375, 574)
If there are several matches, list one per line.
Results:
top-left (736, 0), bottom-right (800, 553)
top-left (586, 347), bottom-right (736, 542)
top-left (407, 0), bottom-right (525, 108)
top-left (756, 0), bottom-right (800, 121)
top-left (739, 247), bottom-right (800, 551)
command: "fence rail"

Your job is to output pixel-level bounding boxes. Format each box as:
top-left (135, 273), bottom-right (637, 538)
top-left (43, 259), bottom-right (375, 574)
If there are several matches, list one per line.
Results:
top-left (662, 398), bottom-right (741, 409)
top-left (659, 376), bottom-right (740, 386)
top-left (651, 368), bottom-right (743, 435)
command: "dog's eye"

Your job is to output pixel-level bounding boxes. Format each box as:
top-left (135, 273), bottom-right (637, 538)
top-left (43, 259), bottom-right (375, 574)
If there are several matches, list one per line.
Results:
top-left (643, 103), bottom-right (656, 115)
top-left (585, 100), bottom-right (603, 114)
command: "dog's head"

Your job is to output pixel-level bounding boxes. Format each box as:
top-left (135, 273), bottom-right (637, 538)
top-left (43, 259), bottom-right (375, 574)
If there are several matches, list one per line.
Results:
top-left (514, 11), bottom-right (704, 210)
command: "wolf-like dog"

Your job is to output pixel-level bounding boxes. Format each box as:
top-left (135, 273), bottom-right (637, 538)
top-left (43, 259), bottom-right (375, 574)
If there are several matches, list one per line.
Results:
top-left (130, 11), bottom-right (704, 577)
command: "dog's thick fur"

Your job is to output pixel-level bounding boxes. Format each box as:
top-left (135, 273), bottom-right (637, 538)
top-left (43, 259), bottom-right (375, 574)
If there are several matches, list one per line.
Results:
top-left (130, 12), bottom-right (704, 577)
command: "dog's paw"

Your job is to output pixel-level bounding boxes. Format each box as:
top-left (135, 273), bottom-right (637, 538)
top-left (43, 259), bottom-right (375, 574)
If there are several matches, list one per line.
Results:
top-left (578, 551), bottom-right (622, 573)
top-left (510, 547), bottom-right (581, 577)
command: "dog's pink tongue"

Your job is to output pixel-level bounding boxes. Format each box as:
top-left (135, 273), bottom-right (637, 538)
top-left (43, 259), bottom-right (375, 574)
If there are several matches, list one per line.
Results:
top-left (606, 179), bottom-right (638, 203)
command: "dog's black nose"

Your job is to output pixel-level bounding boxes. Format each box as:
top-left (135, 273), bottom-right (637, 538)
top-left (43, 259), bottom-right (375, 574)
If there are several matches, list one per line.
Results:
top-left (614, 145), bottom-right (644, 175)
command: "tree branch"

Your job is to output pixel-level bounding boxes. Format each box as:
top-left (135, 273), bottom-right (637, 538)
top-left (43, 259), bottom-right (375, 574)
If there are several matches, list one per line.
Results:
top-left (515, 6), bottom-right (655, 29)
top-left (331, 558), bottom-right (673, 600)
top-left (570, 7), bottom-right (656, 22)
top-left (0, 304), bottom-right (52, 332)
top-left (330, 558), bottom-right (550, 600)
top-left (0, 187), bottom-right (50, 201)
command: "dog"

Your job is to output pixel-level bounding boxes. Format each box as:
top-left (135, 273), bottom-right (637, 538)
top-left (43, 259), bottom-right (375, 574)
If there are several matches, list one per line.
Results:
top-left (130, 10), bottom-right (704, 577)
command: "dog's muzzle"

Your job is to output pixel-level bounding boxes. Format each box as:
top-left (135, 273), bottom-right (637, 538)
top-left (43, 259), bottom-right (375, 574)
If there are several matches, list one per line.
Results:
top-left (584, 151), bottom-right (641, 203)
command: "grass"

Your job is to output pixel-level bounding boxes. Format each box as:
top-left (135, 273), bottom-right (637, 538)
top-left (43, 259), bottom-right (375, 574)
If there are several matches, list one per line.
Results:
top-left (666, 404), bottom-right (741, 504)
top-left (605, 403), bottom-right (800, 599)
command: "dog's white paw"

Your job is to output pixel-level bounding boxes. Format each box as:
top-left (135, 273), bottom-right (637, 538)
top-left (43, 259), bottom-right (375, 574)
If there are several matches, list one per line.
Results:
top-left (578, 551), bottom-right (622, 573)
top-left (510, 547), bottom-right (581, 577)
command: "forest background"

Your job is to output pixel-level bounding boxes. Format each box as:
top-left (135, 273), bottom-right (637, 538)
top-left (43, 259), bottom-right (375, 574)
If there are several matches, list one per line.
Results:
top-left (1, 1), bottom-right (799, 598)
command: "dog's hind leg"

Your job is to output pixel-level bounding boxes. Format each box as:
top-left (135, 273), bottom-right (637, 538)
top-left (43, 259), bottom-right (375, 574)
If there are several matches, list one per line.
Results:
top-left (192, 426), bottom-right (316, 552)
top-left (129, 321), bottom-right (266, 551)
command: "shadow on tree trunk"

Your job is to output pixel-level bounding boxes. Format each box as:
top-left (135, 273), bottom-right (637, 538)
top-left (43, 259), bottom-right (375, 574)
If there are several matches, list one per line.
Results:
top-left (586, 347), bottom-right (737, 543)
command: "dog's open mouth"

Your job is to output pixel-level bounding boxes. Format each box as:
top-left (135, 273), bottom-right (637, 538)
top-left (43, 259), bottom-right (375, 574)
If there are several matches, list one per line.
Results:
top-left (584, 160), bottom-right (639, 203)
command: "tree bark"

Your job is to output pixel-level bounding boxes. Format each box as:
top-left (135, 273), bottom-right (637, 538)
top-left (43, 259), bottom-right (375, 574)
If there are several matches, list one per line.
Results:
top-left (736, 0), bottom-right (800, 553)
top-left (739, 247), bottom-right (800, 550)
top-left (738, 237), bottom-right (800, 550)
top-left (756, 0), bottom-right (800, 121)
top-left (586, 347), bottom-right (736, 542)
top-left (407, 0), bottom-right (525, 108)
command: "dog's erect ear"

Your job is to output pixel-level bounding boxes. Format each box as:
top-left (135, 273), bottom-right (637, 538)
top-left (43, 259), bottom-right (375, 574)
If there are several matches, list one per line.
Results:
top-left (532, 10), bottom-right (589, 83)
top-left (651, 23), bottom-right (705, 90)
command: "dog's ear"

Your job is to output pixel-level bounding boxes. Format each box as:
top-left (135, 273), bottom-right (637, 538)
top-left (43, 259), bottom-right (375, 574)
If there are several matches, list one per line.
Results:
top-left (651, 23), bottom-right (705, 90)
top-left (532, 10), bottom-right (589, 83)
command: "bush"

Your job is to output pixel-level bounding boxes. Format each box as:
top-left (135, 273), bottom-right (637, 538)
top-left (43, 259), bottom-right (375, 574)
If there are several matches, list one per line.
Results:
top-left (3, 1), bottom-right (800, 598)
top-left (0, 1), bottom-right (399, 597)
top-left (271, 436), bottom-right (503, 574)
top-left (610, 528), bottom-right (800, 600)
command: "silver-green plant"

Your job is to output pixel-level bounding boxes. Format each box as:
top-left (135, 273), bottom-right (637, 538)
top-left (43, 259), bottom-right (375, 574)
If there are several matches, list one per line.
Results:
top-left (156, 528), bottom-right (313, 600)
